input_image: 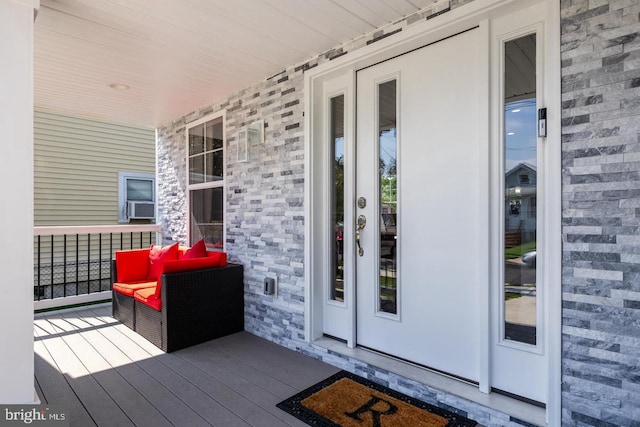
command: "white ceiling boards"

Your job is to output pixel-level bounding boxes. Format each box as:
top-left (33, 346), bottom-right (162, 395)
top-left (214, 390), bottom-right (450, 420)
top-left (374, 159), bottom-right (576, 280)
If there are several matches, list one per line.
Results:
top-left (34, 0), bottom-right (436, 127)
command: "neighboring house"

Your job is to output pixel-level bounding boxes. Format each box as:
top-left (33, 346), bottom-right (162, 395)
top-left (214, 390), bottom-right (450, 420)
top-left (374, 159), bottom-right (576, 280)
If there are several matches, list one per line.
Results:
top-left (34, 110), bottom-right (156, 226)
top-left (33, 110), bottom-right (156, 298)
top-left (3, 1), bottom-right (640, 426)
top-left (505, 162), bottom-right (537, 246)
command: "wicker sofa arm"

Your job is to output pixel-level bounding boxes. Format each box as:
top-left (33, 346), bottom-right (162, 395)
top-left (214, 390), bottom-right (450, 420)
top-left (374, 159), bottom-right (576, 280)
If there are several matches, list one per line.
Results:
top-left (110, 259), bottom-right (117, 287)
top-left (160, 263), bottom-right (244, 352)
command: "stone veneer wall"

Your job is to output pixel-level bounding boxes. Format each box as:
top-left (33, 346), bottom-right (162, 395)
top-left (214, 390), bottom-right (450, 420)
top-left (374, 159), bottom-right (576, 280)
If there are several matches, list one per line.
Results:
top-left (156, 0), bottom-right (640, 426)
top-left (156, 0), bottom-right (479, 349)
top-left (561, 1), bottom-right (640, 426)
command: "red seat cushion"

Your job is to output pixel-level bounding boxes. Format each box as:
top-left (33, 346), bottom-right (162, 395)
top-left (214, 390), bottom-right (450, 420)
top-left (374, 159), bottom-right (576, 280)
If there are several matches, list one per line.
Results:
top-left (115, 249), bottom-right (150, 282)
top-left (147, 243), bottom-right (179, 281)
top-left (113, 281), bottom-right (157, 297)
top-left (134, 287), bottom-right (162, 311)
top-left (182, 239), bottom-right (208, 260)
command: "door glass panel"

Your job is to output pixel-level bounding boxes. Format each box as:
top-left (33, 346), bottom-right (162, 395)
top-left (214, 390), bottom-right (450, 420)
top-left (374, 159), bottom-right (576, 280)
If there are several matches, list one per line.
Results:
top-left (378, 80), bottom-right (397, 314)
top-left (330, 95), bottom-right (345, 302)
top-left (503, 34), bottom-right (537, 345)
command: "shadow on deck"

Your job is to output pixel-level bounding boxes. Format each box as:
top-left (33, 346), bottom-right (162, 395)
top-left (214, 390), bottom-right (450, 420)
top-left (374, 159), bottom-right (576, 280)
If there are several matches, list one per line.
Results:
top-left (34, 304), bottom-right (340, 427)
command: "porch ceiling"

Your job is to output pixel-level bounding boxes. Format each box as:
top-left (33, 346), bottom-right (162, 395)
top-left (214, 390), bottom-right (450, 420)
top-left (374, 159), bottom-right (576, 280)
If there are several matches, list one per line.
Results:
top-left (35, 0), bottom-right (437, 128)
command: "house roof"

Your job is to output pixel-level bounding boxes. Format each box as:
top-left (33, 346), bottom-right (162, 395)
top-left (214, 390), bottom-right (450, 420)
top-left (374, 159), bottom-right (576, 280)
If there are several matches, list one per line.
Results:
top-left (34, 0), bottom-right (437, 128)
top-left (505, 162), bottom-right (537, 178)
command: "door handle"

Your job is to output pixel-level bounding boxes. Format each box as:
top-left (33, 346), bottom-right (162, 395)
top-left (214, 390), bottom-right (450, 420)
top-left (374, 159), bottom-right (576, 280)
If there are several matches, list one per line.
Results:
top-left (356, 215), bottom-right (366, 257)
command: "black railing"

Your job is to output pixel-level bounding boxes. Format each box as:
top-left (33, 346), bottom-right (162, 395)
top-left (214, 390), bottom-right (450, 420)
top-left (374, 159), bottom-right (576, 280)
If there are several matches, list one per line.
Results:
top-left (34, 225), bottom-right (161, 303)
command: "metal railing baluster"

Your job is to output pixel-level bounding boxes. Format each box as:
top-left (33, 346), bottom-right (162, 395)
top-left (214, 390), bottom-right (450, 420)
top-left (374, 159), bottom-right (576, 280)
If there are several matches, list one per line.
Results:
top-left (37, 236), bottom-right (41, 301)
top-left (75, 234), bottom-right (79, 296)
top-left (50, 235), bottom-right (54, 299)
top-left (63, 234), bottom-right (67, 297)
top-left (87, 234), bottom-right (91, 294)
top-left (98, 233), bottom-right (103, 292)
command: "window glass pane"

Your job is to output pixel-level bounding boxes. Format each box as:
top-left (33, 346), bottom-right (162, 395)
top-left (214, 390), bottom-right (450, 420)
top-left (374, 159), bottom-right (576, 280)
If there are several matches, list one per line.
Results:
top-left (189, 124), bottom-right (205, 156)
top-left (204, 151), bottom-right (224, 182)
top-left (189, 155), bottom-right (204, 184)
top-left (126, 179), bottom-right (153, 201)
top-left (188, 116), bottom-right (225, 250)
top-left (190, 117), bottom-right (224, 185)
top-left (330, 95), bottom-right (345, 302)
top-left (206, 118), bottom-right (223, 151)
top-left (190, 187), bottom-right (224, 249)
top-left (504, 34), bottom-right (537, 345)
top-left (378, 80), bottom-right (397, 315)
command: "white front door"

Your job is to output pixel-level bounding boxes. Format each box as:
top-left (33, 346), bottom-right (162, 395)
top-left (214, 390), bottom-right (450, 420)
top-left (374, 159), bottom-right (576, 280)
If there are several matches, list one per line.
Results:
top-left (355, 28), bottom-right (483, 382)
top-left (354, 1), bottom-right (549, 403)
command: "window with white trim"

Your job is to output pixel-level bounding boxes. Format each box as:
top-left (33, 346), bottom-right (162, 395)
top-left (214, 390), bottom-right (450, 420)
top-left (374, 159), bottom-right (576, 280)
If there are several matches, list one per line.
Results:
top-left (118, 171), bottom-right (155, 222)
top-left (186, 114), bottom-right (225, 250)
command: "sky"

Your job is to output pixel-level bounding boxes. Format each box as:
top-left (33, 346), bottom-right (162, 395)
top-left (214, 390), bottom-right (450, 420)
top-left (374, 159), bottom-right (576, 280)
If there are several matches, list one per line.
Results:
top-left (505, 97), bottom-right (537, 172)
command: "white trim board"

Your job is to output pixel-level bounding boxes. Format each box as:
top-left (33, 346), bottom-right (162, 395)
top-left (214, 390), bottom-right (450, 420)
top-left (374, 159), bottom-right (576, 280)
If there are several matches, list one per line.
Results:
top-left (34, 292), bottom-right (112, 311)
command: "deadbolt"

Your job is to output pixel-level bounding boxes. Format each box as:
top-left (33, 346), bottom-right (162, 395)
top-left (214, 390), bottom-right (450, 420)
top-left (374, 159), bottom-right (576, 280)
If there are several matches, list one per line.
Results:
top-left (357, 197), bottom-right (367, 209)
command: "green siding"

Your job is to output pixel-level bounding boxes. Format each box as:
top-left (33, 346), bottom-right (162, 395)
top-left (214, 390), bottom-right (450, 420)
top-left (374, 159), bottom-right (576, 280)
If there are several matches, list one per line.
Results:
top-left (34, 110), bottom-right (156, 226)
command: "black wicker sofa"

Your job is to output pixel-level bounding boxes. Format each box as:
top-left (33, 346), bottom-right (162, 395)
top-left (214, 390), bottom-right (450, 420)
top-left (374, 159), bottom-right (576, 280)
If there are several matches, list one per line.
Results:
top-left (111, 244), bottom-right (244, 352)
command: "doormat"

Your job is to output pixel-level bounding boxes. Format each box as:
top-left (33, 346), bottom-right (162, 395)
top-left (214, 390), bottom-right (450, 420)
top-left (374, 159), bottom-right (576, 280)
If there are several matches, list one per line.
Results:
top-left (276, 371), bottom-right (477, 427)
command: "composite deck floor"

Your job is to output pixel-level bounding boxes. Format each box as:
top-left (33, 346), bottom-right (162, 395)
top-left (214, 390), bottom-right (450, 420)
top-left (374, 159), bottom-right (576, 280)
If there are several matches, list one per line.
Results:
top-left (34, 304), bottom-right (340, 427)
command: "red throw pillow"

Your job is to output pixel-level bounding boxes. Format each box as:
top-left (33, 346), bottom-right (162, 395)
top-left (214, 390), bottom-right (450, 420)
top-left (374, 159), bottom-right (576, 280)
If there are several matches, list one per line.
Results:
top-left (207, 251), bottom-right (227, 266)
top-left (115, 249), bottom-right (150, 282)
top-left (182, 239), bottom-right (208, 260)
top-left (147, 242), bottom-right (179, 280)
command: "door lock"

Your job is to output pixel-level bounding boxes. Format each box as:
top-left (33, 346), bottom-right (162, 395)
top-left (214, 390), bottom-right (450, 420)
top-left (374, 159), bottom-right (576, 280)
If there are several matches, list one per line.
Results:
top-left (357, 215), bottom-right (366, 230)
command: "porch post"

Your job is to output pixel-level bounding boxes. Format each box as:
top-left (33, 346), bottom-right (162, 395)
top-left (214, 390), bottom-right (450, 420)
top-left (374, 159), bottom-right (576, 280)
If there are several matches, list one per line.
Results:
top-left (0, 0), bottom-right (39, 404)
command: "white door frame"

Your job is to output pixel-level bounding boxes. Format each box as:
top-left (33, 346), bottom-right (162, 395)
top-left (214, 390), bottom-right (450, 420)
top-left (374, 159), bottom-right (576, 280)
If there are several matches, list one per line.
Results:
top-left (304, 0), bottom-right (561, 423)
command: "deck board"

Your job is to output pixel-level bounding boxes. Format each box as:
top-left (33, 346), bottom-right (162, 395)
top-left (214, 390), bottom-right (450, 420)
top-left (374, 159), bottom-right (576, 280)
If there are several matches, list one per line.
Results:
top-left (54, 313), bottom-right (181, 427)
top-left (34, 337), bottom-right (96, 426)
top-left (196, 341), bottom-right (298, 399)
top-left (34, 304), bottom-right (340, 427)
top-left (173, 345), bottom-right (305, 426)
top-left (35, 316), bottom-right (135, 427)
top-left (212, 334), bottom-right (334, 389)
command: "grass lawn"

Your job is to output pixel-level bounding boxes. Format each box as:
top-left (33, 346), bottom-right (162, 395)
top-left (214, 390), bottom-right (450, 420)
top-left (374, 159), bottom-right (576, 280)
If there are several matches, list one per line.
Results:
top-left (505, 241), bottom-right (536, 260)
top-left (505, 292), bottom-right (522, 300)
top-left (380, 275), bottom-right (396, 289)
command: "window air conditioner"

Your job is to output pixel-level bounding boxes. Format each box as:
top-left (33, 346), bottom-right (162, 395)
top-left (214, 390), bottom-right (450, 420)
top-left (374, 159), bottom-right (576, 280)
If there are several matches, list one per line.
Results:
top-left (127, 201), bottom-right (155, 220)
